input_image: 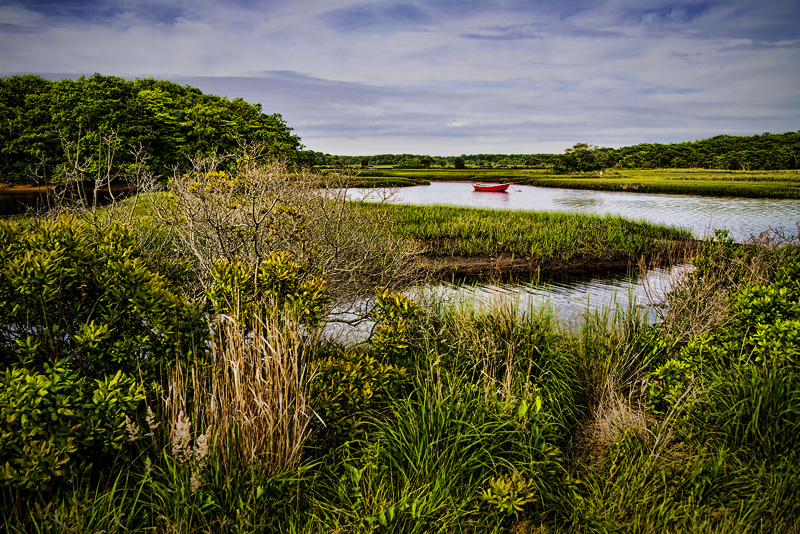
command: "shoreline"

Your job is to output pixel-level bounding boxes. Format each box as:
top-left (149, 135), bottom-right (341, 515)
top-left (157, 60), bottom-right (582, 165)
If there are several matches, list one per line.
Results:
top-left (419, 239), bottom-right (698, 280)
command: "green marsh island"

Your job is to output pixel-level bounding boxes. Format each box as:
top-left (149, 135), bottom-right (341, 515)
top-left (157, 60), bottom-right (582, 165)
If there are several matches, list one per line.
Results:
top-left (2, 75), bottom-right (800, 533)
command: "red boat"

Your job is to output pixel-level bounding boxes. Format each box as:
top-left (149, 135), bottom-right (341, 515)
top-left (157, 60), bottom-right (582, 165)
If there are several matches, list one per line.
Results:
top-left (473, 183), bottom-right (510, 192)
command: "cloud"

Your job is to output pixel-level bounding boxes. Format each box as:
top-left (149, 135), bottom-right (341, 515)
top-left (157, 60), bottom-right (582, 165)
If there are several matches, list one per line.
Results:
top-left (0, 0), bottom-right (798, 155)
top-left (321, 3), bottom-right (431, 32)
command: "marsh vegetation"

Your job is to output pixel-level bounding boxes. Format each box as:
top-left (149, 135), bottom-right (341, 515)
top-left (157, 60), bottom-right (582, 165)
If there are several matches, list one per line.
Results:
top-left (2, 153), bottom-right (799, 533)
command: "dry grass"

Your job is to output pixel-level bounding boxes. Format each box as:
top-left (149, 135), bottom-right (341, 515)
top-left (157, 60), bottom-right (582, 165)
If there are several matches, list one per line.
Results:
top-left (642, 230), bottom-right (793, 343)
top-left (165, 309), bottom-right (314, 478)
top-left (574, 384), bottom-right (654, 466)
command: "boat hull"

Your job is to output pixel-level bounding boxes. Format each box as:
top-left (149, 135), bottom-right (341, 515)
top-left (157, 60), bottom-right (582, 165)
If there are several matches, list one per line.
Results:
top-left (473, 183), bottom-right (510, 192)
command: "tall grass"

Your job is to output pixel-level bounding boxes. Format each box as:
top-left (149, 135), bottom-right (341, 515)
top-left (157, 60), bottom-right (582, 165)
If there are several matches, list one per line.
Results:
top-left (200, 311), bottom-right (313, 477)
top-left (369, 204), bottom-right (692, 261)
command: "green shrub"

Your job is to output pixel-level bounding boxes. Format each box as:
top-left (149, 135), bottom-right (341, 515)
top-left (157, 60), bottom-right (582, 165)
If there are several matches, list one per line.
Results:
top-left (310, 345), bottom-right (410, 444)
top-left (0, 215), bottom-right (206, 382)
top-left (0, 361), bottom-right (144, 490)
top-left (479, 470), bottom-right (538, 519)
top-left (208, 252), bottom-right (329, 328)
top-left (648, 259), bottom-right (800, 459)
top-left (370, 288), bottom-right (420, 363)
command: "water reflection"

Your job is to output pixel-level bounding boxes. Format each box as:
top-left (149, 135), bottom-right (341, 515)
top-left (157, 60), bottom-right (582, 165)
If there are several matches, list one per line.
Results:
top-left (417, 264), bottom-right (691, 326)
top-left (470, 190), bottom-right (510, 204)
top-left (326, 264), bottom-right (692, 344)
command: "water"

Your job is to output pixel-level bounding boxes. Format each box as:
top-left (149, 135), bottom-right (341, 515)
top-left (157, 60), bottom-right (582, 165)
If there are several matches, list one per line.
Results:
top-left (327, 265), bottom-right (690, 343)
top-left (0, 191), bottom-right (51, 215)
top-left (418, 264), bottom-right (690, 325)
top-left (340, 182), bottom-right (800, 335)
top-left (364, 181), bottom-right (800, 243)
top-left (0, 185), bottom-right (135, 216)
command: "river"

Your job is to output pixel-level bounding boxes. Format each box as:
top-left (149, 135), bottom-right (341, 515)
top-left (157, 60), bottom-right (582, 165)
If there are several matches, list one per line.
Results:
top-left (365, 181), bottom-right (800, 243)
top-left (349, 181), bottom-right (800, 330)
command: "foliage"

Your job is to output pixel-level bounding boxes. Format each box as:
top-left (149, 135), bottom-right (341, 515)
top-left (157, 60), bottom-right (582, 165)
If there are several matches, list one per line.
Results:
top-left (648, 238), bottom-right (800, 460)
top-left (0, 215), bottom-right (206, 382)
top-left (304, 131), bottom-right (800, 173)
top-left (158, 157), bottom-right (420, 305)
top-left (0, 74), bottom-right (301, 183)
top-left (0, 361), bottom-right (144, 490)
top-left (208, 253), bottom-right (329, 328)
top-left (479, 470), bottom-right (538, 518)
top-left (310, 345), bottom-right (410, 444)
top-left (370, 288), bottom-right (420, 363)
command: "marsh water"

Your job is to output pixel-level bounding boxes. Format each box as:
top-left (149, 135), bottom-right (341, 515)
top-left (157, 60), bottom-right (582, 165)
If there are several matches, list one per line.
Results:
top-left (352, 181), bottom-right (800, 328)
top-left (366, 181), bottom-right (800, 243)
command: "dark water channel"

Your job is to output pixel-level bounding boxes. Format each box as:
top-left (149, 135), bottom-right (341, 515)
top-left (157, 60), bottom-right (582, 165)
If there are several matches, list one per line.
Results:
top-left (0, 185), bottom-right (134, 216)
top-left (346, 182), bottom-right (800, 331)
top-left (0, 190), bottom-right (52, 215)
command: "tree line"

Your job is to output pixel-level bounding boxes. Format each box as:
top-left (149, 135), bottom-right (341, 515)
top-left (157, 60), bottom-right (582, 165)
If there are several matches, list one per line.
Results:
top-left (304, 132), bottom-right (800, 172)
top-left (299, 151), bottom-right (556, 169)
top-left (0, 74), bottom-right (301, 183)
top-left (2, 73), bottom-right (797, 183)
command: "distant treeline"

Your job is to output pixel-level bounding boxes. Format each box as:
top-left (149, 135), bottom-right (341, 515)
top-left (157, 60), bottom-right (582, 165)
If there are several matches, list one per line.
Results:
top-left (0, 74), bottom-right (301, 183)
top-left (304, 132), bottom-right (800, 172)
top-left (299, 152), bottom-right (557, 169)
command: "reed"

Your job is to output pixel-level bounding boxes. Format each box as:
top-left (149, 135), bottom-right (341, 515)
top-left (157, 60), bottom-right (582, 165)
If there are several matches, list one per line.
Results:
top-left (165, 309), bottom-right (314, 479)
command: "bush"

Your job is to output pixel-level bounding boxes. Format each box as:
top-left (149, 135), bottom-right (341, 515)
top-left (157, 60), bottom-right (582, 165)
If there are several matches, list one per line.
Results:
top-left (0, 215), bottom-right (206, 382)
top-left (370, 288), bottom-right (420, 364)
top-left (648, 258), bottom-right (800, 460)
top-left (208, 252), bottom-right (329, 328)
top-left (0, 361), bottom-right (144, 490)
top-left (310, 344), bottom-right (411, 445)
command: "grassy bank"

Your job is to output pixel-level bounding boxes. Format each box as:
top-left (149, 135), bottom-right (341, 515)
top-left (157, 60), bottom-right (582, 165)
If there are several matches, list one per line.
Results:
top-left (347, 167), bottom-right (800, 199)
top-left (363, 203), bottom-right (695, 277)
top-left (516, 168), bottom-right (800, 199)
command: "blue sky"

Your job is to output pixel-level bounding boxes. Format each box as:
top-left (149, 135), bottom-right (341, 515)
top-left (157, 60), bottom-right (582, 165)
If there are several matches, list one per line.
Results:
top-left (1, 0), bottom-right (799, 155)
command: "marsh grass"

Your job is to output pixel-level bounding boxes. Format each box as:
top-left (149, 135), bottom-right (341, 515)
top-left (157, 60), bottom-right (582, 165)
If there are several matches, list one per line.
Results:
top-left (370, 203), bottom-right (692, 261)
top-left (650, 229), bottom-right (794, 342)
top-left (166, 308), bottom-right (314, 479)
top-left (519, 170), bottom-right (800, 198)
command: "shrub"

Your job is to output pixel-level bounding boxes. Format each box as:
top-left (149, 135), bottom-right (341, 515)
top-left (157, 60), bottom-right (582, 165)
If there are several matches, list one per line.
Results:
top-left (0, 215), bottom-right (206, 382)
top-left (648, 259), bottom-right (800, 458)
top-left (208, 252), bottom-right (330, 328)
top-left (0, 361), bottom-right (144, 490)
top-left (310, 345), bottom-right (410, 444)
top-left (158, 157), bottom-right (419, 306)
top-left (370, 288), bottom-right (420, 364)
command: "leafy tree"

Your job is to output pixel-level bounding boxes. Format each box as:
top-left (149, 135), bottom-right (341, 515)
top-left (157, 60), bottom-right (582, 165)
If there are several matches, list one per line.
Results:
top-left (0, 74), bottom-right (302, 183)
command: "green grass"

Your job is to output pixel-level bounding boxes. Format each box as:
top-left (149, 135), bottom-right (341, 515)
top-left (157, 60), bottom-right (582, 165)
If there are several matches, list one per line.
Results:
top-left (349, 167), bottom-right (800, 199)
top-left (5, 260), bottom-right (800, 532)
top-left (367, 203), bottom-right (693, 261)
top-left (517, 168), bottom-right (800, 199)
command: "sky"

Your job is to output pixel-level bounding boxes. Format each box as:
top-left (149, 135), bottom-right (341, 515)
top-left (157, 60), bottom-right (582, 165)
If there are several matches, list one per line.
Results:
top-left (1, 0), bottom-right (799, 156)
